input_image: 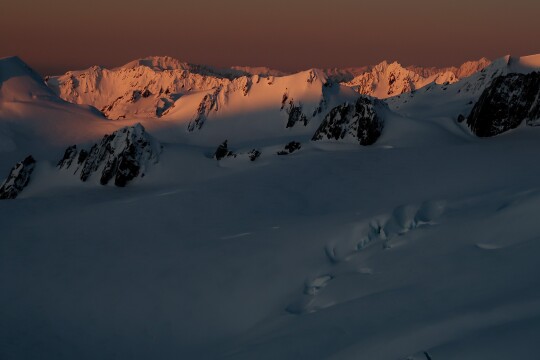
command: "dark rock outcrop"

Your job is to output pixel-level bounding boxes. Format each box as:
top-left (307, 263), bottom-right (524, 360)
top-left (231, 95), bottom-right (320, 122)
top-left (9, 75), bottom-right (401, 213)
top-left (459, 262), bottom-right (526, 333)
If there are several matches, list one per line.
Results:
top-left (188, 87), bottom-right (221, 131)
top-left (57, 145), bottom-right (78, 168)
top-left (248, 149), bottom-right (261, 161)
top-left (0, 156), bottom-right (36, 199)
top-left (214, 140), bottom-right (236, 160)
top-left (277, 141), bottom-right (301, 155)
top-left (467, 72), bottom-right (540, 137)
top-left (58, 124), bottom-right (161, 187)
top-left (285, 102), bottom-right (309, 128)
top-left (312, 97), bottom-right (385, 145)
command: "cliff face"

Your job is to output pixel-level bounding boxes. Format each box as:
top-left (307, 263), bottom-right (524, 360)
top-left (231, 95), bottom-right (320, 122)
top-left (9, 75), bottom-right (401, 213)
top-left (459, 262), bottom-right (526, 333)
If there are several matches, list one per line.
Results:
top-left (0, 156), bottom-right (36, 199)
top-left (312, 97), bottom-right (385, 145)
top-left (467, 72), bottom-right (540, 137)
top-left (58, 124), bottom-right (162, 187)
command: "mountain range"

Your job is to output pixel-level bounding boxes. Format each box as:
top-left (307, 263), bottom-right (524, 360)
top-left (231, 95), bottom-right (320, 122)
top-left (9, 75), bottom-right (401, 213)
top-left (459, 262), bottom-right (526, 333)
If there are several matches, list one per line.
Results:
top-left (1, 52), bottom-right (540, 359)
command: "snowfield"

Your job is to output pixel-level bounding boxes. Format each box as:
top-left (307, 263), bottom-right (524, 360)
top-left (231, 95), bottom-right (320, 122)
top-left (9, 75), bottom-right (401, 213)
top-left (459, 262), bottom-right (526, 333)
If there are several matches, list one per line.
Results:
top-left (1, 54), bottom-right (540, 359)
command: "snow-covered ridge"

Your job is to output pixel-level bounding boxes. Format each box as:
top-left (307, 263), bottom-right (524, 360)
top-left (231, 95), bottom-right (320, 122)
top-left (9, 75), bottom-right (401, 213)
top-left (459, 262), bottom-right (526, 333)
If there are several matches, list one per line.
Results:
top-left (46, 56), bottom-right (492, 121)
top-left (386, 54), bottom-right (540, 120)
top-left (342, 58), bottom-right (491, 99)
top-left (406, 57), bottom-right (491, 80)
top-left (47, 57), bottom-right (236, 120)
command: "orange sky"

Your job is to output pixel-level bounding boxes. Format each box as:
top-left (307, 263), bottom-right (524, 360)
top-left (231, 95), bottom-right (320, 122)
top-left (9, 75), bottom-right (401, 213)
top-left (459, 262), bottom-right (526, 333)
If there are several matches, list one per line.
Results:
top-left (1, 0), bottom-right (538, 75)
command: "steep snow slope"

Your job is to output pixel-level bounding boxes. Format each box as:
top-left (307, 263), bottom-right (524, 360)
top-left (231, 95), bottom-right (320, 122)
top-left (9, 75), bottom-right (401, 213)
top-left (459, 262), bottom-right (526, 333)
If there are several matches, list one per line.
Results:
top-left (157, 69), bottom-right (360, 145)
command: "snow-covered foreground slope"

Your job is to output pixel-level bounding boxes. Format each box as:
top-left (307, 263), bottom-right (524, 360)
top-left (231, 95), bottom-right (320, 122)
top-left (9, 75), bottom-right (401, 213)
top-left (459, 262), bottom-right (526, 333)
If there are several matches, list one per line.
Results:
top-left (3, 128), bottom-right (540, 359)
top-left (2, 54), bottom-right (540, 359)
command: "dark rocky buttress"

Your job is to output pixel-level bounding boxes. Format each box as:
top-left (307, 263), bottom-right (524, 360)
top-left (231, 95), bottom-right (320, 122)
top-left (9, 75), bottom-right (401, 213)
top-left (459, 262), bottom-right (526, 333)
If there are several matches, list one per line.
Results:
top-left (0, 156), bottom-right (36, 199)
top-left (58, 124), bottom-right (161, 187)
top-left (467, 72), bottom-right (540, 137)
top-left (312, 97), bottom-right (385, 145)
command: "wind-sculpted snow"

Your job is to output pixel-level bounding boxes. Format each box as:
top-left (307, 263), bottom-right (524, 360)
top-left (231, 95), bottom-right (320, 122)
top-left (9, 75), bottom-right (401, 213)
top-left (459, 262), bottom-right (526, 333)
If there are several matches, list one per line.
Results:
top-left (287, 201), bottom-right (446, 314)
top-left (312, 97), bottom-right (385, 145)
top-left (58, 124), bottom-right (161, 186)
top-left (467, 72), bottom-right (540, 136)
top-left (0, 156), bottom-right (36, 199)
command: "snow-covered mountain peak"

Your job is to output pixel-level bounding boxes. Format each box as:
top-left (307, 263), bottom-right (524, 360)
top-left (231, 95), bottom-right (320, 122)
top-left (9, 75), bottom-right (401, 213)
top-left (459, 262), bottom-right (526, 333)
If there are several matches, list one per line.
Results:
top-left (344, 58), bottom-right (492, 99)
top-left (0, 56), bottom-right (58, 102)
top-left (385, 53), bottom-right (540, 121)
top-left (343, 60), bottom-right (427, 98)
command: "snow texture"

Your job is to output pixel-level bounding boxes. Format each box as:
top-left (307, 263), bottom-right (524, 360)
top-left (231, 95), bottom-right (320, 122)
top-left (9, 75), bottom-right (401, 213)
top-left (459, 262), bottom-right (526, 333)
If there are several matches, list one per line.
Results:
top-left (2, 53), bottom-right (540, 360)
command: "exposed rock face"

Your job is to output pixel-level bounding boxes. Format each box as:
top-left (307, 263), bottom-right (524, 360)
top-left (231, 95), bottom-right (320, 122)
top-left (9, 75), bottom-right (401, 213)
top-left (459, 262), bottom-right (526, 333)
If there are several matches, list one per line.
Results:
top-left (0, 156), bottom-right (36, 199)
top-left (277, 141), bottom-right (301, 155)
top-left (214, 140), bottom-right (236, 160)
top-left (312, 97), bottom-right (385, 145)
top-left (57, 145), bottom-right (78, 168)
top-left (248, 149), bottom-right (261, 161)
top-left (467, 72), bottom-right (540, 137)
top-left (285, 102), bottom-right (309, 128)
top-left (58, 124), bottom-right (161, 186)
top-left (188, 87), bottom-right (222, 131)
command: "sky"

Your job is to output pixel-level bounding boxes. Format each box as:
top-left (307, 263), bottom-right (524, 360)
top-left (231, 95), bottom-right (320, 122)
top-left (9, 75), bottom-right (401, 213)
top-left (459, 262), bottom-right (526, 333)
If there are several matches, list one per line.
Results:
top-left (1, 0), bottom-right (539, 75)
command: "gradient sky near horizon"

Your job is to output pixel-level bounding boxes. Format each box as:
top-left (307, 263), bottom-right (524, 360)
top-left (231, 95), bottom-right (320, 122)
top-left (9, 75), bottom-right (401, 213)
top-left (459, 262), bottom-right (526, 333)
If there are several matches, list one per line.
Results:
top-left (1, 0), bottom-right (538, 75)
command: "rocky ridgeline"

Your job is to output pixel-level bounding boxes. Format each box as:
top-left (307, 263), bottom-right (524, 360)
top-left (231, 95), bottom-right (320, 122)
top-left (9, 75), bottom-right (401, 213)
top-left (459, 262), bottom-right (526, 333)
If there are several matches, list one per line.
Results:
top-left (312, 97), bottom-right (385, 145)
top-left (467, 72), bottom-right (540, 137)
top-left (58, 124), bottom-right (161, 186)
top-left (0, 156), bottom-right (36, 199)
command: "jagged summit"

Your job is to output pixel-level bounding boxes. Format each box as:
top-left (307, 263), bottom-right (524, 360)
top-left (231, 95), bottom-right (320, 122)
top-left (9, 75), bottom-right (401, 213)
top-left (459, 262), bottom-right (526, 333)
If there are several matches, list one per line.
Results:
top-left (342, 58), bottom-right (491, 99)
